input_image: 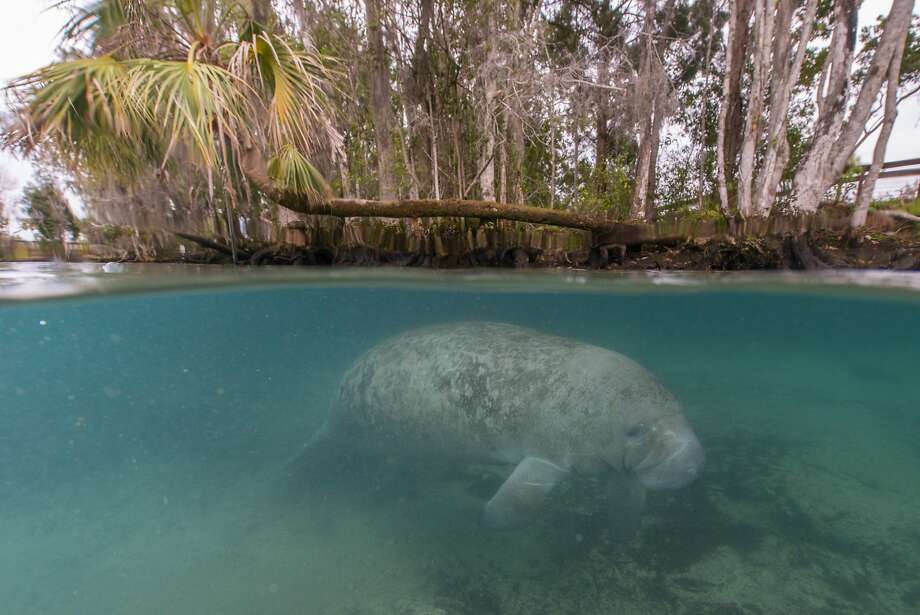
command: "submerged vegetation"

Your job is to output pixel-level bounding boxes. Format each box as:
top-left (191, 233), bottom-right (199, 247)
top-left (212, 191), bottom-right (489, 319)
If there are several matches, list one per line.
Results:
top-left (1, 0), bottom-right (919, 262)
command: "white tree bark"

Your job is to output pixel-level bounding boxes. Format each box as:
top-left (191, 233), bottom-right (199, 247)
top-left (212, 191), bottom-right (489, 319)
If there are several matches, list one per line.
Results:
top-left (478, 9), bottom-right (498, 202)
top-left (793, 0), bottom-right (914, 213)
top-left (428, 95), bottom-right (440, 201)
top-left (696, 3), bottom-right (716, 210)
top-left (851, 39), bottom-right (906, 228)
top-left (828, 0), bottom-right (913, 181)
top-left (630, 0), bottom-right (659, 221)
top-left (715, 0), bottom-right (740, 215)
top-left (507, 0), bottom-right (527, 205)
top-left (365, 0), bottom-right (398, 200)
top-left (398, 105), bottom-right (421, 200)
top-left (737, 0), bottom-right (776, 218)
top-left (753, 0), bottom-right (818, 216)
top-left (793, 0), bottom-right (858, 212)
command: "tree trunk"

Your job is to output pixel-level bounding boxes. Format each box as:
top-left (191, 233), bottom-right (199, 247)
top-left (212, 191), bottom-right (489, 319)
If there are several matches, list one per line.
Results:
top-left (399, 0), bottom-right (432, 200)
top-left (428, 95), bottom-right (440, 201)
top-left (737, 0), bottom-right (776, 218)
top-left (716, 0), bottom-right (739, 215)
top-left (723, 0), bottom-right (755, 181)
top-left (851, 41), bottom-right (905, 228)
top-left (827, 0), bottom-right (913, 185)
top-left (630, 0), bottom-right (658, 221)
top-left (550, 119), bottom-right (557, 209)
top-left (478, 9), bottom-right (498, 202)
top-left (594, 45), bottom-right (611, 190)
top-left (793, 0), bottom-right (913, 213)
top-left (716, 0), bottom-right (754, 215)
top-left (398, 103), bottom-right (421, 199)
top-left (508, 110), bottom-right (525, 204)
top-left (412, 0), bottom-right (434, 99)
top-left (245, 0), bottom-right (274, 24)
top-left (334, 155), bottom-right (350, 198)
top-left (697, 4), bottom-right (716, 210)
top-left (792, 0), bottom-right (859, 212)
top-left (499, 122), bottom-right (507, 203)
top-left (507, 0), bottom-right (526, 204)
top-left (453, 116), bottom-right (465, 197)
top-left (752, 0), bottom-right (818, 217)
top-left (365, 0), bottom-right (398, 200)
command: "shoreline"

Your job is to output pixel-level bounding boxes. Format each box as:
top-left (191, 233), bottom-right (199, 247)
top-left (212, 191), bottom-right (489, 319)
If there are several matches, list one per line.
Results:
top-left (26, 231), bottom-right (919, 271)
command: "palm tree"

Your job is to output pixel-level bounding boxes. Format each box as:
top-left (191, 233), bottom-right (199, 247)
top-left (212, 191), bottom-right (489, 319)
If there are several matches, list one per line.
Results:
top-left (7, 1), bottom-right (340, 236)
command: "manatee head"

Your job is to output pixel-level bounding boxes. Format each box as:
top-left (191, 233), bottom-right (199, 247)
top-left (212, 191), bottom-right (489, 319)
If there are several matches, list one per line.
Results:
top-left (622, 411), bottom-right (704, 489)
top-left (600, 374), bottom-right (705, 490)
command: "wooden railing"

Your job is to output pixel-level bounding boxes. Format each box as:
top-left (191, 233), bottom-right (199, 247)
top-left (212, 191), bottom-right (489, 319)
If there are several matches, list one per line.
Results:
top-left (837, 157), bottom-right (920, 200)
top-left (0, 239), bottom-right (95, 262)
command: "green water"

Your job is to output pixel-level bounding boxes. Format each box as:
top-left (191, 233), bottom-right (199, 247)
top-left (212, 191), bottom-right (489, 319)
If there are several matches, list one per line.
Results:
top-left (1, 264), bottom-right (919, 614)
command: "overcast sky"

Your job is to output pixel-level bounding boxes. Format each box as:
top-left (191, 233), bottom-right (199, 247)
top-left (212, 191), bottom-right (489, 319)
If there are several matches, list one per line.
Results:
top-left (0, 1), bottom-right (917, 223)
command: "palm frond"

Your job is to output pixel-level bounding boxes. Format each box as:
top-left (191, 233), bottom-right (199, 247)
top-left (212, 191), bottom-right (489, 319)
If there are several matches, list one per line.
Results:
top-left (5, 56), bottom-right (149, 174)
top-left (6, 53), bottom-right (255, 177)
top-left (268, 143), bottom-right (331, 206)
top-left (127, 57), bottom-right (254, 168)
top-left (60, 0), bottom-right (125, 49)
top-left (10, 56), bottom-right (135, 140)
top-left (227, 31), bottom-right (341, 155)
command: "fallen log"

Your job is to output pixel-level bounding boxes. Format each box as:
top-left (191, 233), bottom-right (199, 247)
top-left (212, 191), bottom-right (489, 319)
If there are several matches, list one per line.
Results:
top-left (300, 197), bottom-right (654, 244)
top-left (240, 142), bottom-right (655, 243)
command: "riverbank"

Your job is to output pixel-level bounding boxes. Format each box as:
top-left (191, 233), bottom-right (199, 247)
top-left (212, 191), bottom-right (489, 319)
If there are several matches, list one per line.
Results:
top-left (5, 207), bottom-right (919, 271)
top-left (115, 230), bottom-right (920, 271)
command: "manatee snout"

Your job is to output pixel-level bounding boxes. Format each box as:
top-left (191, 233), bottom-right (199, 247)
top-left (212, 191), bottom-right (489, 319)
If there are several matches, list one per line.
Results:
top-left (631, 416), bottom-right (704, 490)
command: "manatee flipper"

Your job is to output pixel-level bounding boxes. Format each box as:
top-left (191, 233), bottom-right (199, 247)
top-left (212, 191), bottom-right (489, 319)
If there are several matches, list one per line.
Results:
top-left (606, 472), bottom-right (646, 542)
top-left (482, 457), bottom-right (570, 529)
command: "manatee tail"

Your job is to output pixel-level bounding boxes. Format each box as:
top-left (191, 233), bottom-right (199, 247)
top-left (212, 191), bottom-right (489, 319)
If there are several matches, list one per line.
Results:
top-left (282, 419), bottom-right (341, 483)
top-left (606, 472), bottom-right (647, 542)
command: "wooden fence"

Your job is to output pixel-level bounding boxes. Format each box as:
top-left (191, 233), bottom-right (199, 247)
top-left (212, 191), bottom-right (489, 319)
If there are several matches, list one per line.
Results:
top-left (837, 157), bottom-right (920, 201)
top-left (0, 238), bottom-right (124, 262)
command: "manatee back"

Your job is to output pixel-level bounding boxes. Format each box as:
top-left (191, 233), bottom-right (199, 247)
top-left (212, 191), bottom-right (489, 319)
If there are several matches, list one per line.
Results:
top-left (327, 322), bottom-right (675, 464)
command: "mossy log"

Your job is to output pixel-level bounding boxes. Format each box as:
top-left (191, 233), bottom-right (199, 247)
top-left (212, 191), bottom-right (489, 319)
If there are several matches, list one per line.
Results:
top-left (279, 196), bottom-right (655, 245)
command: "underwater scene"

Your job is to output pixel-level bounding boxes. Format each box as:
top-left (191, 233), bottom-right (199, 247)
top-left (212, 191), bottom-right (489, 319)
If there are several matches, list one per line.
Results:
top-left (1, 265), bottom-right (919, 615)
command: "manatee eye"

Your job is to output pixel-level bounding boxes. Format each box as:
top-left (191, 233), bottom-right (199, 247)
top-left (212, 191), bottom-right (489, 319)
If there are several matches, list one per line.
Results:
top-left (626, 423), bottom-right (648, 439)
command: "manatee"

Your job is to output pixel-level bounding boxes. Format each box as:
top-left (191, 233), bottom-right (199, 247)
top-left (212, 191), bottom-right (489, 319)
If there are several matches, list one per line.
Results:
top-left (292, 321), bottom-right (704, 533)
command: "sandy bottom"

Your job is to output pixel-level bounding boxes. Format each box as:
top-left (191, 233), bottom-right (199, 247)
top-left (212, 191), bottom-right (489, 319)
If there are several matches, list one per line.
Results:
top-left (2, 403), bottom-right (918, 615)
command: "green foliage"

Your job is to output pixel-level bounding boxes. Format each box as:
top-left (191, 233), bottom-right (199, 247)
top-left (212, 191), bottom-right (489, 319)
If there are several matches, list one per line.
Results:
top-left (97, 224), bottom-right (129, 242)
top-left (856, 14), bottom-right (920, 88)
top-left (19, 175), bottom-right (80, 242)
top-left (575, 157), bottom-right (635, 219)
